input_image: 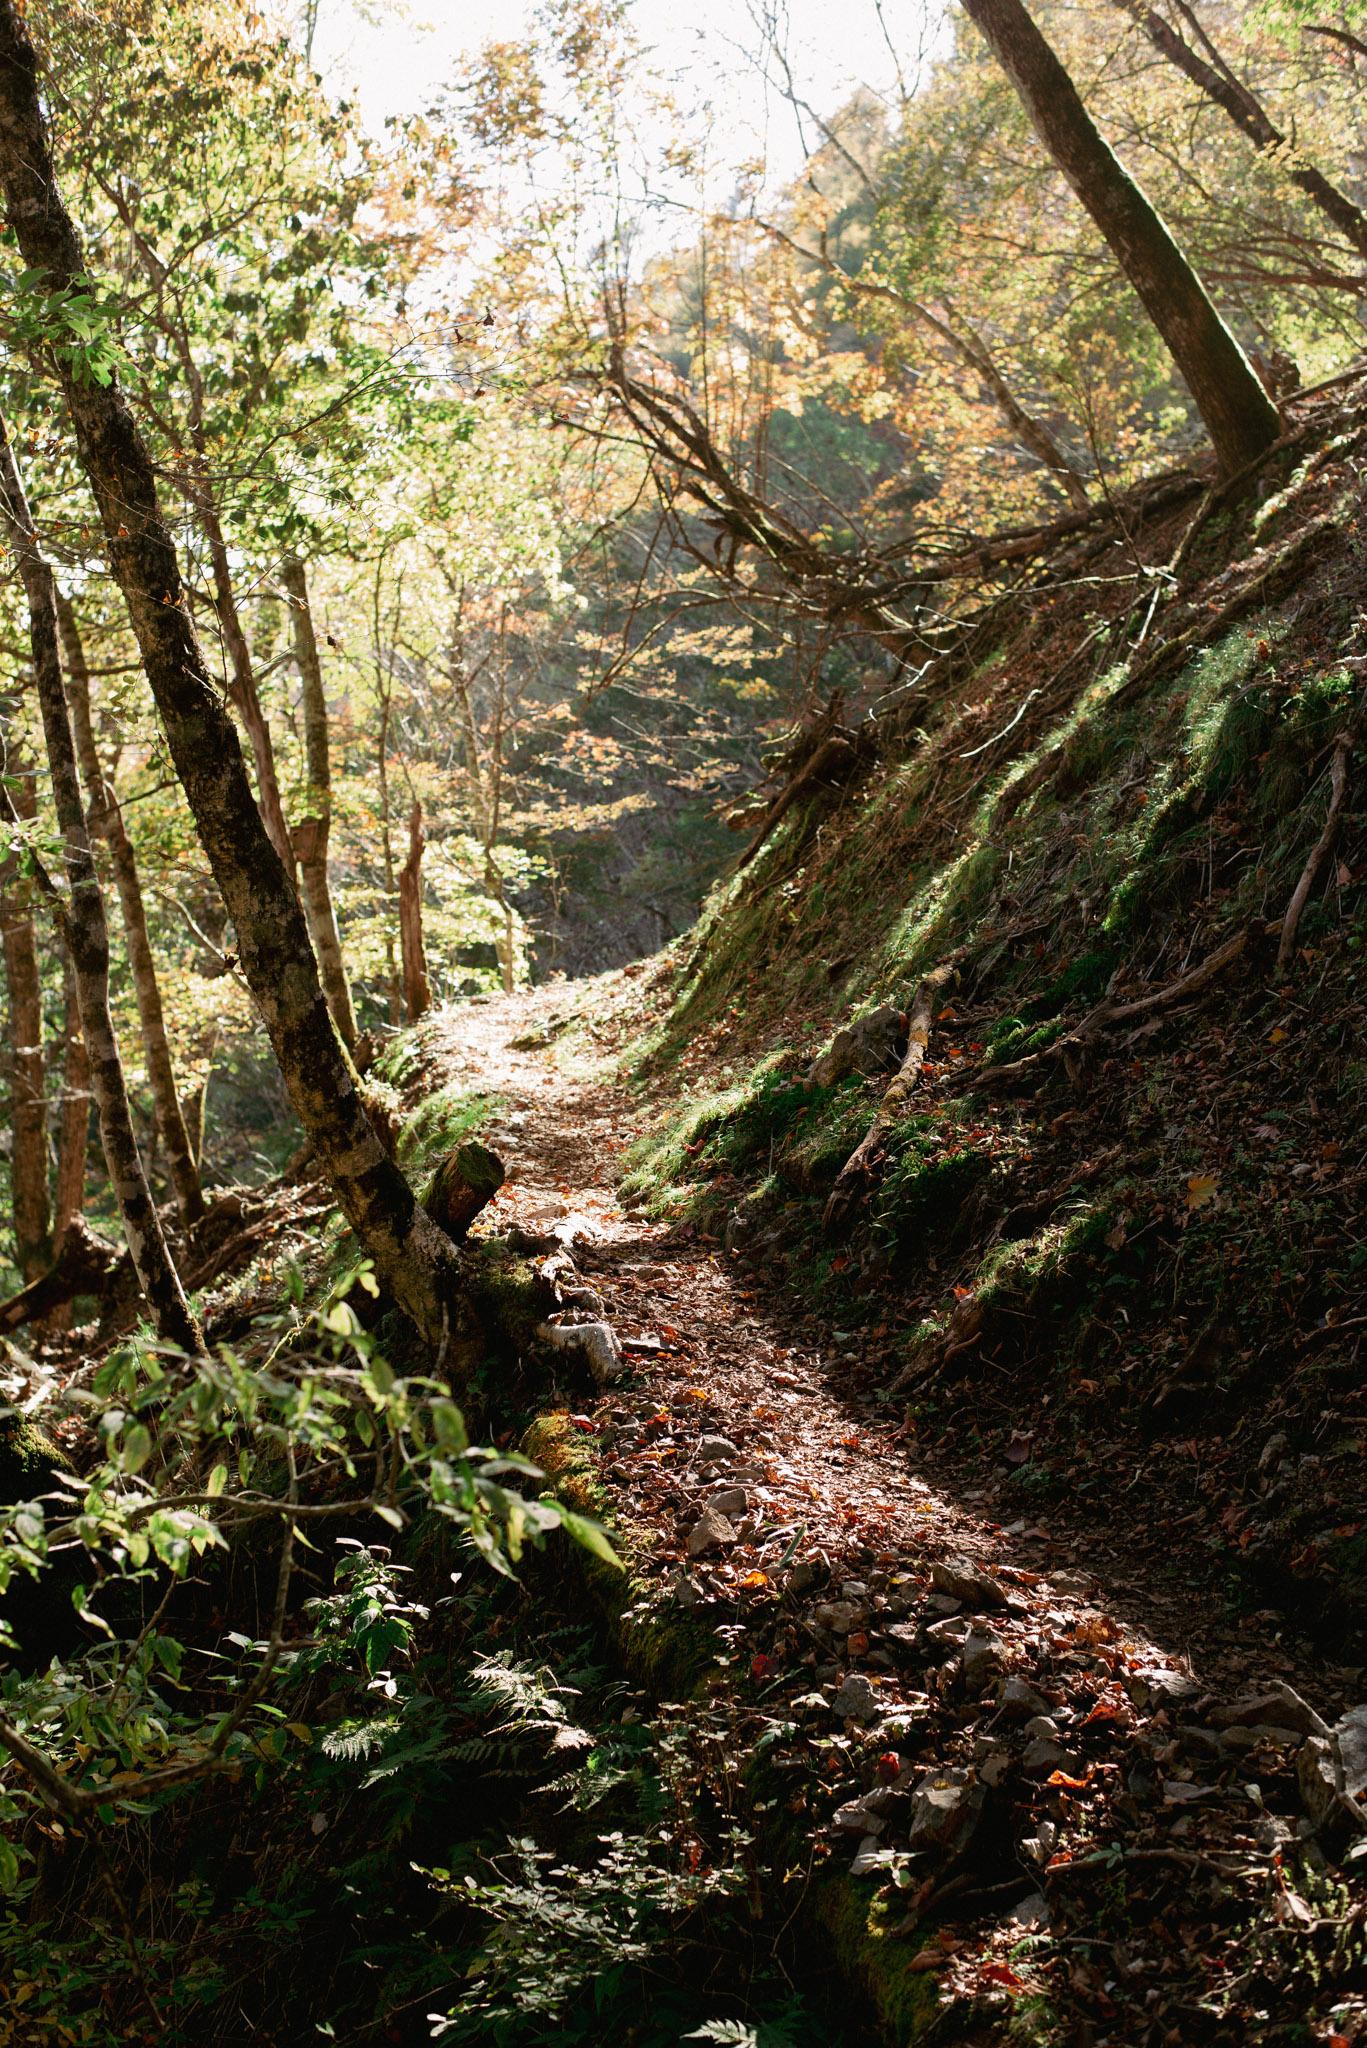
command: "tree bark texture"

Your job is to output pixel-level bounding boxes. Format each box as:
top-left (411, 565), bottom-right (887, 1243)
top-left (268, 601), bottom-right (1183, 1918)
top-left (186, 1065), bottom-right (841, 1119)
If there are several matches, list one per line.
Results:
top-left (0, 1), bottom-right (463, 1351)
top-left (0, 412), bottom-right (199, 1352)
top-left (399, 800), bottom-right (432, 1023)
top-left (56, 593), bottom-right (206, 1225)
top-left (51, 942), bottom-right (90, 1249)
top-left (198, 498), bottom-right (296, 877)
top-left (960, 0), bottom-right (1282, 476)
top-left (281, 556), bottom-right (357, 1047)
top-left (0, 749), bottom-right (50, 1282)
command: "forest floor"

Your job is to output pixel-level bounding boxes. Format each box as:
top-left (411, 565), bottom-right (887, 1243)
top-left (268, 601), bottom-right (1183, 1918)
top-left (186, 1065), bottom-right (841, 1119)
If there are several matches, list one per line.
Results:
top-left (414, 970), bottom-right (1367, 2045)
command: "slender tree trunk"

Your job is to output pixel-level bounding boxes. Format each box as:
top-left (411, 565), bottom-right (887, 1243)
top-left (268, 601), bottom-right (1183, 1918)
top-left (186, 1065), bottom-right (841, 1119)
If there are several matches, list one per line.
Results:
top-left (0, 2), bottom-right (464, 1350)
top-left (1115, 0), bottom-right (1367, 261)
top-left (52, 943), bottom-right (90, 1247)
top-left (198, 500), bottom-right (297, 878)
top-left (45, 944), bottom-right (90, 1332)
top-left (281, 556), bottom-right (357, 1047)
top-left (449, 634), bottom-right (514, 990)
top-left (0, 414), bottom-right (200, 1352)
top-left (56, 593), bottom-right (206, 1225)
top-left (959, 0), bottom-right (1282, 475)
top-left (0, 749), bottom-right (50, 1282)
top-left (398, 801), bottom-right (432, 1023)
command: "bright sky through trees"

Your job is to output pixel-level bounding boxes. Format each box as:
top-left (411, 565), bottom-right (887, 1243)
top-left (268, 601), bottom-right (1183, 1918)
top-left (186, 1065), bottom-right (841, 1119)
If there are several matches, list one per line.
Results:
top-left (312, 0), bottom-right (918, 182)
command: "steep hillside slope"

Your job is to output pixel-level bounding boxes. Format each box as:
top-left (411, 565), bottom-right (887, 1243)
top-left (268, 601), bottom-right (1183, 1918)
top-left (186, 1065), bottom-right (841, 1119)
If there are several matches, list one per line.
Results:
top-left (626, 374), bottom-right (1367, 1638)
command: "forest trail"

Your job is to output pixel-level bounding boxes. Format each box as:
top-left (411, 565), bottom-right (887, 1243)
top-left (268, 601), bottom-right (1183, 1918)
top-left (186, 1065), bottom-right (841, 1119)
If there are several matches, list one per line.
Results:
top-left (432, 975), bottom-right (1346, 1706)
top-left (418, 974), bottom-right (1367, 2029)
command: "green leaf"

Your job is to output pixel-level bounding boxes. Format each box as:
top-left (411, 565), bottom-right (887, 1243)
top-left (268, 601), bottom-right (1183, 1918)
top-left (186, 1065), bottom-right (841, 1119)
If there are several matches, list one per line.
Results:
top-left (556, 1508), bottom-right (621, 1570)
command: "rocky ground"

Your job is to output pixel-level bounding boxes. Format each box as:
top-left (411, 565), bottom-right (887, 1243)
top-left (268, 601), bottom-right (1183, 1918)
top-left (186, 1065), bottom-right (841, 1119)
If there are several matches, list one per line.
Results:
top-left (415, 972), bottom-right (1367, 2045)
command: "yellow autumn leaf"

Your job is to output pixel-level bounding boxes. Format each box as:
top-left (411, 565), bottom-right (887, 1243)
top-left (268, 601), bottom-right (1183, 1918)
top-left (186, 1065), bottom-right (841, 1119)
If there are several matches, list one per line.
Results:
top-left (1186, 1173), bottom-right (1218, 1209)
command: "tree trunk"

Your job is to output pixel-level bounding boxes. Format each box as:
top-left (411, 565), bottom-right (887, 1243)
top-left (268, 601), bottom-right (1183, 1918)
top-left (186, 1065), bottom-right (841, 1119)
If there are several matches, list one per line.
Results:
top-left (399, 800), bottom-right (432, 1023)
top-left (0, 413), bottom-right (200, 1353)
top-left (56, 592), bottom-right (207, 1225)
top-left (0, 749), bottom-right (50, 1283)
top-left (51, 943), bottom-right (90, 1246)
top-left (198, 498), bottom-right (297, 878)
top-left (280, 556), bottom-right (357, 1047)
top-left (1116, 0), bottom-right (1367, 261)
top-left (959, 0), bottom-right (1282, 476)
top-left (0, 2), bottom-right (464, 1351)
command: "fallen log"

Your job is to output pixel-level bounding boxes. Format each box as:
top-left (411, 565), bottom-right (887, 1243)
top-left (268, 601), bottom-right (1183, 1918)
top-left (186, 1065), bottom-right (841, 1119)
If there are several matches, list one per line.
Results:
top-left (0, 1216), bottom-right (121, 1333)
top-left (823, 961), bottom-right (959, 1234)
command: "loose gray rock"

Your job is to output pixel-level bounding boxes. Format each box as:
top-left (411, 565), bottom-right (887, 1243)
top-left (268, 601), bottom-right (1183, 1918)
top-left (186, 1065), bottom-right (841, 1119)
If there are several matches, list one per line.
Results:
top-left (1123, 1664), bottom-right (1202, 1713)
top-left (695, 1434), bottom-right (741, 1467)
top-left (1024, 1715), bottom-right (1060, 1741)
top-left (1022, 1737), bottom-right (1069, 1776)
top-left (706, 1486), bottom-right (748, 1518)
top-left (962, 1628), bottom-right (1004, 1695)
top-left (999, 1674), bottom-right (1050, 1719)
top-left (814, 1600), bottom-right (868, 1634)
top-left (908, 1770), bottom-right (984, 1858)
top-left (932, 1559), bottom-right (1008, 1609)
top-left (1298, 1705), bottom-right (1367, 1839)
top-left (850, 1834), bottom-right (887, 1878)
top-left (1005, 1891), bottom-right (1049, 1929)
top-left (925, 1615), bottom-right (972, 1646)
top-left (686, 1507), bottom-right (738, 1557)
top-left (832, 1797), bottom-right (885, 1836)
top-left (1209, 1691), bottom-right (1316, 1737)
top-left (832, 1674), bottom-right (881, 1724)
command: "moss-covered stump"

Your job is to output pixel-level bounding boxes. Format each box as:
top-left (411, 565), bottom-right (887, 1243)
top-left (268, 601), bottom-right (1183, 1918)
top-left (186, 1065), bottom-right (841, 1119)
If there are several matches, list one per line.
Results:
top-left (422, 1139), bottom-right (506, 1240)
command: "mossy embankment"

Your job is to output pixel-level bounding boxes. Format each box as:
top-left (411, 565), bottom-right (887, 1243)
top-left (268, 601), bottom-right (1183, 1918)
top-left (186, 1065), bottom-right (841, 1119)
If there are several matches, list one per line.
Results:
top-left (624, 412), bottom-right (1367, 1640)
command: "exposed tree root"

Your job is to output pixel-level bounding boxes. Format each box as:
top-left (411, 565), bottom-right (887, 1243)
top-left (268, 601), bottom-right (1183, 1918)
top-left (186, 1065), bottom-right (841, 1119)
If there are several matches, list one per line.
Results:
top-left (1276, 727), bottom-right (1355, 973)
top-left (822, 960), bottom-right (961, 1233)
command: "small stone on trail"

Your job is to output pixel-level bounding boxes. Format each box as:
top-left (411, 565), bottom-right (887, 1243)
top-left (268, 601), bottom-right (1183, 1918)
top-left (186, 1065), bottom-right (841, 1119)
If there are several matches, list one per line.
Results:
top-left (999, 1673), bottom-right (1050, 1719)
top-left (849, 1835), bottom-right (886, 1878)
top-left (814, 1599), bottom-right (868, 1634)
top-left (686, 1507), bottom-right (738, 1557)
top-left (1022, 1737), bottom-right (1069, 1775)
top-left (832, 1674), bottom-right (881, 1723)
top-left (932, 1559), bottom-right (1008, 1609)
top-left (706, 1486), bottom-right (748, 1518)
top-left (695, 1434), bottom-right (740, 1468)
top-left (962, 1628), bottom-right (1004, 1694)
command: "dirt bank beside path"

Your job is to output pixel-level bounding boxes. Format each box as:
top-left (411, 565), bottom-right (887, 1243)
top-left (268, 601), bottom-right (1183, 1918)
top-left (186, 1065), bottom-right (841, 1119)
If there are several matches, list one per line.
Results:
top-left (424, 975), bottom-right (1367, 2044)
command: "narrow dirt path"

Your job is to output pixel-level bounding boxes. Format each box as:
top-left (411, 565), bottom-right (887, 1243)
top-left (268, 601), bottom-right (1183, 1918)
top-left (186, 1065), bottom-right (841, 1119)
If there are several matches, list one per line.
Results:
top-left (434, 978), bottom-right (1347, 1697)
top-left (427, 977), bottom-right (1366, 2040)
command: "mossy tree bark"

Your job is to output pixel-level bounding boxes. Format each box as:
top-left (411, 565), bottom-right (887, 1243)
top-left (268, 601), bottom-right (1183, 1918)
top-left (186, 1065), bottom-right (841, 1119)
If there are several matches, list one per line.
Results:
top-left (56, 593), bottom-right (206, 1226)
top-left (959, 0), bottom-right (1282, 476)
top-left (280, 556), bottom-right (357, 1048)
top-left (0, 0), bottom-right (464, 1350)
top-left (0, 747), bottom-right (50, 1283)
top-left (0, 412), bottom-right (200, 1353)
